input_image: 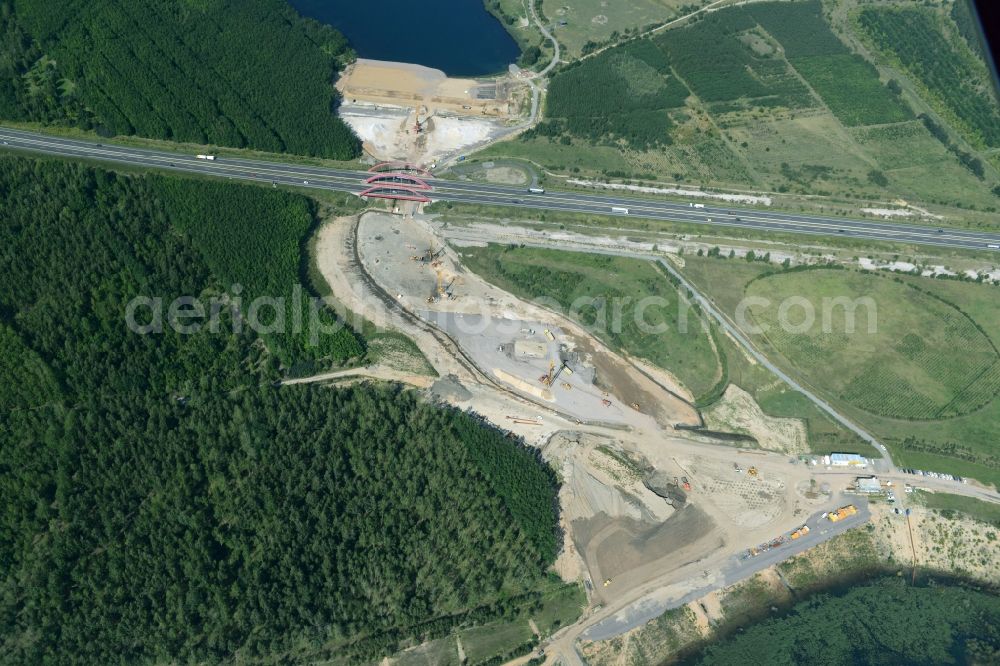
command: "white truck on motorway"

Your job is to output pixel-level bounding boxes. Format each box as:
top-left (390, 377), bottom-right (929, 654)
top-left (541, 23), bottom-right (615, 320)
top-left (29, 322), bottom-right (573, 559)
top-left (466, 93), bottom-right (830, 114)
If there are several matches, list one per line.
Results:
top-left (611, 206), bottom-right (629, 214)
top-left (689, 202), bottom-right (705, 209)
top-left (196, 154), bottom-right (216, 161)
top-left (527, 187), bottom-right (545, 194)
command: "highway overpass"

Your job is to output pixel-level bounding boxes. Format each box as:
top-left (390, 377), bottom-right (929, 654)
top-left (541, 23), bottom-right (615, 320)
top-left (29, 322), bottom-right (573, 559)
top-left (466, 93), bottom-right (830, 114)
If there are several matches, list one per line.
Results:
top-left (3, 126), bottom-right (1000, 252)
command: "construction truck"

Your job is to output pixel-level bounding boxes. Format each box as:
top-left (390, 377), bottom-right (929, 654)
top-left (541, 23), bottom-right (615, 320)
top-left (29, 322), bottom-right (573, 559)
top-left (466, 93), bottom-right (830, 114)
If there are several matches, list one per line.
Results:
top-left (682, 477), bottom-right (691, 491)
top-left (550, 361), bottom-right (568, 384)
top-left (543, 329), bottom-right (555, 341)
top-left (790, 525), bottom-right (810, 540)
top-left (827, 505), bottom-right (857, 522)
top-left (748, 466), bottom-right (758, 477)
top-left (601, 399), bottom-right (612, 407)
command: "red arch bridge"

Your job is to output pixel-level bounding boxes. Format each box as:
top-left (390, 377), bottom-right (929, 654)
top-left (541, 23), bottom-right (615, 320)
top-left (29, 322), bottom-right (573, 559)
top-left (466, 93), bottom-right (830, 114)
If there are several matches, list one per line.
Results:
top-left (358, 185), bottom-right (432, 203)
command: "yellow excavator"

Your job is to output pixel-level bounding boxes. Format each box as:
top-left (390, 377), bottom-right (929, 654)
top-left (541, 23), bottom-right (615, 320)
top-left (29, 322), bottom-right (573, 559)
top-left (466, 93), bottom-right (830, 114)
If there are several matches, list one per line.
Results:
top-left (539, 360), bottom-right (556, 385)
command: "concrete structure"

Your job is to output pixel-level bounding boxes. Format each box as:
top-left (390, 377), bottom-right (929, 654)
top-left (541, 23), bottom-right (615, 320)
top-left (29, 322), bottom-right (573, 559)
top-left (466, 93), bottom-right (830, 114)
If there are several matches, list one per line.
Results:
top-left (855, 476), bottom-right (882, 494)
top-left (358, 185), bottom-right (432, 202)
top-left (826, 453), bottom-right (869, 467)
top-left (365, 173), bottom-right (432, 190)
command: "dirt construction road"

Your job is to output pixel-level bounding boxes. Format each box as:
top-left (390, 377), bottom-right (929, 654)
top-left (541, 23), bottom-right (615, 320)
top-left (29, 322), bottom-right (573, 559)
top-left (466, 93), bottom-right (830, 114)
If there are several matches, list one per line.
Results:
top-left (311, 210), bottom-right (999, 666)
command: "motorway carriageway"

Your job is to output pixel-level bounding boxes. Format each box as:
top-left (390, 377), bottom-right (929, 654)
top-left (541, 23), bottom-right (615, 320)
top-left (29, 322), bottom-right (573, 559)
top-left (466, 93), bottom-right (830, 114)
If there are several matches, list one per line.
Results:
top-left (3, 126), bottom-right (1000, 252)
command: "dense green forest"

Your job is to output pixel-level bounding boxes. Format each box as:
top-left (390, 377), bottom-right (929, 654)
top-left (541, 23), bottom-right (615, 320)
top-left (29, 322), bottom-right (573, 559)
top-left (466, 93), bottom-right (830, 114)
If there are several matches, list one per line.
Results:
top-left (152, 177), bottom-right (364, 373)
top-left (533, 1), bottom-right (909, 150)
top-left (538, 39), bottom-right (688, 149)
top-left (950, 0), bottom-right (988, 62)
top-left (859, 6), bottom-right (1000, 147)
top-left (0, 0), bottom-right (360, 158)
top-left (685, 578), bottom-right (1000, 665)
top-left (0, 156), bottom-right (560, 663)
top-left (656, 7), bottom-right (814, 109)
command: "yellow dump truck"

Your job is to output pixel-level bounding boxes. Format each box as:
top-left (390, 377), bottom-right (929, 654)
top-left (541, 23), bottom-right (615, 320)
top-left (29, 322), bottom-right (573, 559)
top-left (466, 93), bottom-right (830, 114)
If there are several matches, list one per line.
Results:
top-left (790, 525), bottom-right (811, 539)
top-left (827, 505), bottom-right (857, 522)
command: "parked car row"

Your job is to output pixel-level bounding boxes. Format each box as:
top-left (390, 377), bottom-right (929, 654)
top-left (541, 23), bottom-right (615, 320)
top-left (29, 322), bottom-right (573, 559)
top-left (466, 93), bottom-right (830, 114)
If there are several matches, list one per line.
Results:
top-left (900, 468), bottom-right (966, 483)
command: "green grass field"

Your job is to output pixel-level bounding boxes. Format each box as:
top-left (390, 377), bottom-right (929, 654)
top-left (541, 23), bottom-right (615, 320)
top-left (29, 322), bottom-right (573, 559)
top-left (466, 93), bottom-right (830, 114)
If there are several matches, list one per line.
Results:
top-left (846, 121), bottom-right (1000, 209)
top-left (851, 121), bottom-right (950, 170)
top-left (533, 581), bottom-right (587, 633)
top-left (678, 255), bottom-right (1000, 487)
top-left (919, 492), bottom-right (1000, 528)
top-left (678, 256), bottom-right (876, 454)
top-left (745, 269), bottom-right (1000, 420)
top-left (541, 0), bottom-right (696, 58)
top-left (459, 245), bottom-right (722, 400)
top-left (457, 244), bottom-right (875, 454)
top-left (488, 0), bottom-right (545, 54)
top-left (388, 581), bottom-right (583, 665)
top-left (394, 637), bottom-right (461, 666)
top-left (724, 113), bottom-right (875, 194)
top-left (459, 621), bottom-right (535, 664)
top-left (457, 581), bottom-right (583, 664)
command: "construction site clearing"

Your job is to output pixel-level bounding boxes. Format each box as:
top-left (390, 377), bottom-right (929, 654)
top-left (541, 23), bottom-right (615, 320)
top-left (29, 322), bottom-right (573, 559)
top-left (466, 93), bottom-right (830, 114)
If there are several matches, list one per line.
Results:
top-left (335, 59), bottom-right (526, 165)
top-left (314, 208), bottom-right (979, 658)
top-left (337, 59), bottom-right (516, 118)
top-left (356, 212), bottom-right (699, 429)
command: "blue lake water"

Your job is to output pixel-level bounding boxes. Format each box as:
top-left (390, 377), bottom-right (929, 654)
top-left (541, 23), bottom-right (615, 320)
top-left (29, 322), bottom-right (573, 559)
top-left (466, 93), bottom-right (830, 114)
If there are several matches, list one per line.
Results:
top-left (290, 0), bottom-right (521, 77)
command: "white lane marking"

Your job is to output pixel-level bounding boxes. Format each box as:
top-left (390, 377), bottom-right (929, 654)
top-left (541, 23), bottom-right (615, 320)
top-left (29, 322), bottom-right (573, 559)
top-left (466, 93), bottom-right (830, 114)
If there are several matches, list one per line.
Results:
top-left (3, 129), bottom-right (999, 248)
top-left (0, 132), bottom-right (364, 187)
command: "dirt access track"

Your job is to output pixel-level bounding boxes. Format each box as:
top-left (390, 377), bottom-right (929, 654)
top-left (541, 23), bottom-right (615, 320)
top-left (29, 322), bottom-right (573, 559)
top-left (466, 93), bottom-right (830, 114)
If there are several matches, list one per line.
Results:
top-left (354, 211), bottom-right (699, 429)
top-left (309, 209), bottom-right (886, 664)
